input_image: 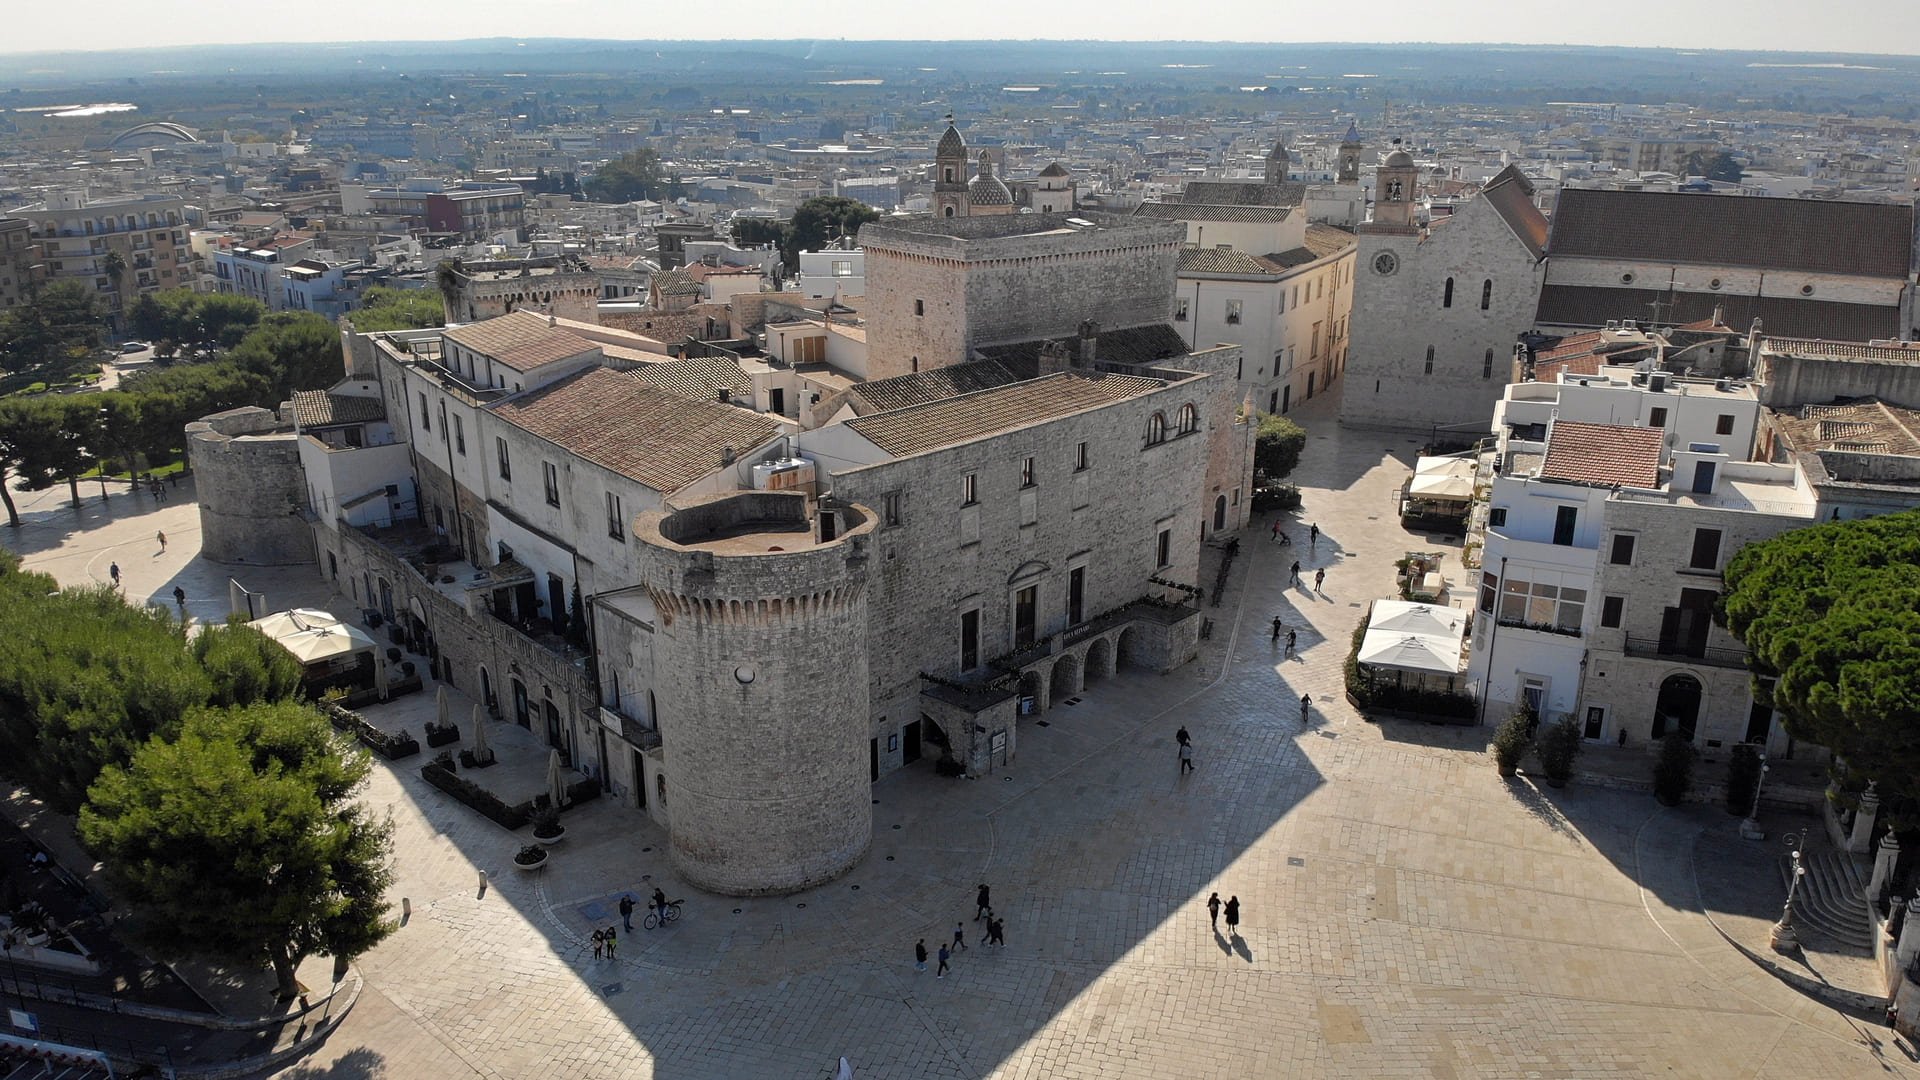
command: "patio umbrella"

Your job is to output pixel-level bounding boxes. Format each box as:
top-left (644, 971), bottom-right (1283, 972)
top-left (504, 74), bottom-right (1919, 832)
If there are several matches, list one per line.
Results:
top-left (1357, 632), bottom-right (1460, 674)
top-left (547, 749), bottom-right (569, 809)
top-left (375, 651), bottom-right (390, 701)
top-left (470, 702), bottom-right (491, 764)
top-left (435, 684), bottom-right (451, 732)
top-left (1368, 600), bottom-right (1462, 637)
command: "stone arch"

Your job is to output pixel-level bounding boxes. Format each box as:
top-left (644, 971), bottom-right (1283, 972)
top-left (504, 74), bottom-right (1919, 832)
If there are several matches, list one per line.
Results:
top-left (1018, 670), bottom-right (1045, 716)
top-left (1652, 672), bottom-right (1703, 741)
top-left (1116, 627), bottom-right (1139, 671)
top-left (1049, 654), bottom-right (1081, 705)
top-left (1085, 637), bottom-right (1113, 683)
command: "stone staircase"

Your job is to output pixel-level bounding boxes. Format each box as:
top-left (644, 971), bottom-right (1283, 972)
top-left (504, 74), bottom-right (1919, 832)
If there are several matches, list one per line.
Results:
top-left (1779, 849), bottom-right (1875, 953)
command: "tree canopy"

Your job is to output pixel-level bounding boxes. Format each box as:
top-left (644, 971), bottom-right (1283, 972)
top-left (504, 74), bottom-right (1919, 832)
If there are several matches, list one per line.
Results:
top-left (1253, 412), bottom-right (1307, 479)
top-left (230, 311), bottom-right (345, 400)
top-left (348, 287), bottom-right (444, 333)
top-left (1721, 509), bottom-right (1920, 801)
top-left (1685, 150), bottom-right (1745, 184)
top-left (729, 196), bottom-right (881, 270)
top-left (582, 148), bottom-right (680, 203)
top-left (128, 289), bottom-right (266, 356)
top-left (0, 281), bottom-right (106, 379)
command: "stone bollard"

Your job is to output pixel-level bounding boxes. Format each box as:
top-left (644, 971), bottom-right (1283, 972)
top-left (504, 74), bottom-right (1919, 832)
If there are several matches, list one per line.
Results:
top-left (1851, 782), bottom-right (1882, 854)
top-left (1872, 828), bottom-right (1903, 903)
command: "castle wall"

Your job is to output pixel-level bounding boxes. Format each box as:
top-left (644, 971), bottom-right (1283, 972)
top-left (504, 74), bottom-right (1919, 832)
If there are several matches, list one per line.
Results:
top-left (186, 407), bottom-right (312, 565)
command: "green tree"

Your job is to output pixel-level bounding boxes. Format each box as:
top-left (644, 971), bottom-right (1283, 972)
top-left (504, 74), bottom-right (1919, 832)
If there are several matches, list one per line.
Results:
top-left (1720, 509), bottom-right (1920, 801)
top-left (80, 700), bottom-right (396, 998)
top-left (0, 281), bottom-right (106, 378)
top-left (782, 196), bottom-right (880, 268)
top-left (101, 249), bottom-right (127, 321)
top-left (729, 217), bottom-right (786, 250)
top-left (582, 148), bottom-right (678, 203)
top-left (349, 287), bottom-right (444, 333)
top-left (1253, 412), bottom-right (1307, 479)
top-left (1685, 150), bottom-right (1745, 184)
top-left (230, 312), bottom-right (344, 400)
top-left (190, 622), bottom-right (305, 708)
top-left (11, 397), bottom-right (99, 508)
top-left (0, 398), bottom-right (40, 526)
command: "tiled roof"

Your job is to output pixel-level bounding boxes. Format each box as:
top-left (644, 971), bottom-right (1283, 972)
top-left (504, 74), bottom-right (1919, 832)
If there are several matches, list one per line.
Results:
top-left (1174, 179), bottom-right (1309, 207)
top-left (626, 356), bottom-right (755, 403)
top-left (850, 361), bottom-right (1026, 414)
top-left (443, 310), bottom-right (597, 372)
top-left (1302, 223), bottom-right (1358, 259)
top-left (1764, 338), bottom-right (1920, 361)
top-left (291, 390), bottom-right (385, 428)
top-left (493, 368), bottom-right (779, 493)
top-left (844, 371), bottom-right (1167, 458)
top-left (1773, 397), bottom-right (1920, 456)
top-left (1177, 247), bottom-right (1276, 276)
top-left (973, 322), bottom-right (1192, 371)
top-left (1478, 166), bottom-right (1549, 260)
top-left (1546, 189), bottom-right (1913, 278)
top-left (651, 269), bottom-right (702, 296)
top-left (1037, 161), bottom-right (1070, 178)
top-left (1536, 284), bottom-right (1901, 342)
top-left (1135, 202), bottom-right (1291, 224)
top-left (1539, 421), bottom-right (1664, 488)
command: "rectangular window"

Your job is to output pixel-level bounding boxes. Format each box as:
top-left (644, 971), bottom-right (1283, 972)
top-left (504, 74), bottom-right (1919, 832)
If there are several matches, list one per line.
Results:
top-left (914, 298), bottom-right (924, 316)
top-left (1020, 457), bottom-right (1035, 488)
top-left (1310, 322), bottom-right (1321, 361)
top-left (1173, 298), bottom-right (1189, 322)
top-left (1075, 441), bottom-right (1089, 471)
top-left (496, 437), bottom-right (511, 480)
top-left (1609, 534), bottom-right (1636, 565)
top-left (1648, 406), bottom-right (1668, 429)
top-left (1224, 299), bottom-right (1242, 325)
top-left (1488, 507), bottom-right (1507, 527)
top-left (453, 415), bottom-right (466, 455)
top-left (1498, 572), bottom-right (1585, 631)
top-left (1068, 566), bottom-right (1085, 625)
top-left (1715, 414), bottom-right (1735, 436)
top-left (1014, 586), bottom-right (1037, 648)
top-left (1155, 527), bottom-right (1172, 569)
top-left (961, 473), bottom-right (977, 506)
top-left (1552, 504), bottom-right (1577, 546)
top-left (1689, 528), bottom-right (1722, 571)
top-left (1479, 572), bottom-right (1497, 613)
top-left (960, 610), bottom-right (980, 671)
top-left (418, 392), bottom-right (430, 431)
top-left (884, 492), bottom-right (901, 527)
top-left (606, 491), bottom-right (624, 540)
top-left (543, 461), bottom-right (560, 507)
top-left (438, 401), bottom-right (449, 444)
top-left (1600, 595), bottom-right (1625, 628)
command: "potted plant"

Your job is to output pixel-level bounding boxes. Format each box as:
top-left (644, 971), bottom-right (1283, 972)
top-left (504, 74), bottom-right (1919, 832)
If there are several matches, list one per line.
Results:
top-left (1491, 711), bottom-right (1533, 777)
top-left (512, 844), bottom-right (548, 871)
top-left (1534, 719), bottom-right (1583, 788)
top-left (531, 805), bottom-right (566, 845)
top-left (1653, 731), bottom-right (1697, 806)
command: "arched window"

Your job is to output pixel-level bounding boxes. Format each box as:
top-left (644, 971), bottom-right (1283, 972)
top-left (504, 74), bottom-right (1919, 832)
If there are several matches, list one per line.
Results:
top-left (1177, 404), bottom-right (1198, 435)
top-left (1424, 346), bottom-right (1435, 375)
top-left (1146, 412), bottom-right (1167, 445)
top-left (1481, 279), bottom-right (1493, 310)
top-left (1442, 278), bottom-right (1454, 308)
top-left (944, 205), bottom-right (954, 217)
top-left (1483, 349), bottom-right (1495, 379)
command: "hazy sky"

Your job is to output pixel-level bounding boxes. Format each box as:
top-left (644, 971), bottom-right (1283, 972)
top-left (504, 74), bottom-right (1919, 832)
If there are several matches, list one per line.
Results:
top-left (2, 0), bottom-right (1914, 57)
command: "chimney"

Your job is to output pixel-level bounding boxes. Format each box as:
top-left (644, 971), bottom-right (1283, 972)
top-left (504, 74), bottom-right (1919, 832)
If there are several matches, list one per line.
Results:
top-left (1078, 318), bottom-right (1100, 367)
top-left (1037, 339), bottom-right (1071, 377)
top-left (721, 446), bottom-right (737, 466)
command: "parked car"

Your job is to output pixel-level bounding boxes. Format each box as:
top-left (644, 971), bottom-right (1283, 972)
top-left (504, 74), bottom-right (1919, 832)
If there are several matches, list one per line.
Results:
top-left (120, 341), bottom-right (151, 353)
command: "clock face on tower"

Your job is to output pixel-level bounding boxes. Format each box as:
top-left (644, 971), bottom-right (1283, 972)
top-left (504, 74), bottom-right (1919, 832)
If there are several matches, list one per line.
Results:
top-left (1372, 251), bottom-right (1399, 276)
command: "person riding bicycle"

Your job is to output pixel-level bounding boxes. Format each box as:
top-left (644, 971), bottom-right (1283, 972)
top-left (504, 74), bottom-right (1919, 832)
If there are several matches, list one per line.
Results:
top-left (651, 887), bottom-right (668, 922)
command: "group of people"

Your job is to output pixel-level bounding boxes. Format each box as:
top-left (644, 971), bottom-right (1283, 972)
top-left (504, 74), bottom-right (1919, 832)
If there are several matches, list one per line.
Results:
top-left (1206, 892), bottom-right (1242, 935)
top-left (614, 888), bottom-right (671, 934)
top-left (915, 884), bottom-right (1007, 978)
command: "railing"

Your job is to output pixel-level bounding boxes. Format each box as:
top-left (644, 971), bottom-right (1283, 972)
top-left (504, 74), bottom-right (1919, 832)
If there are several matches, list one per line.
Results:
top-left (1623, 636), bottom-right (1749, 669)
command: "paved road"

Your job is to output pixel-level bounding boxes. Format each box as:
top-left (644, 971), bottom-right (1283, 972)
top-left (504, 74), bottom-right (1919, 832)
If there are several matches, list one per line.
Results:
top-left (11, 387), bottom-right (1916, 1080)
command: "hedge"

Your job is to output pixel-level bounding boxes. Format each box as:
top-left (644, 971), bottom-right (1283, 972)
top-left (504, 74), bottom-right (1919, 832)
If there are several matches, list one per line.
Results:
top-left (318, 700), bottom-right (420, 760)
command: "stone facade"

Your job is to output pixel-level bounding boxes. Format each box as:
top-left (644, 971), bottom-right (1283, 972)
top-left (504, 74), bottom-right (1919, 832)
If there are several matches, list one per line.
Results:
top-left (186, 407), bottom-right (313, 565)
top-left (861, 214), bottom-right (1186, 379)
top-left (636, 492), bottom-right (876, 895)
top-left (443, 260), bottom-right (601, 324)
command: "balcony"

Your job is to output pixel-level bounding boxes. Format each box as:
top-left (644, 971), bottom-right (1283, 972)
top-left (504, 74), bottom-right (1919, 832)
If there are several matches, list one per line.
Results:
top-left (1622, 636), bottom-right (1749, 670)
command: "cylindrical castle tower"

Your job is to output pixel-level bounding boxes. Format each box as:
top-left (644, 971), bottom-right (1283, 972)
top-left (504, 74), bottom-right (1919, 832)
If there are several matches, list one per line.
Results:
top-left (635, 490), bottom-right (876, 896)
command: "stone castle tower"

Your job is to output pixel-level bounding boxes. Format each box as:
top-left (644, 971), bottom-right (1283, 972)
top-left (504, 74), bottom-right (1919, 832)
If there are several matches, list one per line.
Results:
top-left (636, 491), bottom-right (877, 895)
top-left (1264, 138), bottom-right (1291, 185)
top-left (933, 114), bottom-right (969, 219)
top-left (1338, 122), bottom-right (1363, 184)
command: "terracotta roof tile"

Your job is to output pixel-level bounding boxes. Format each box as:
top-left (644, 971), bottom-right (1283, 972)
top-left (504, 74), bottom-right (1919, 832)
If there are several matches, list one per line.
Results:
top-left (626, 356), bottom-right (755, 403)
top-left (1177, 247), bottom-right (1276, 276)
top-left (1539, 421), bottom-right (1664, 488)
top-left (1302, 223), bottom-right (1359, 259)
top-left (850, 361), bottom-right (1026, 414)
top-left (845, 372), bottom-right (1167, 457)
top-left (494, 368), bottom-right (779, 493)
top-left (1135, 202), bottom-right (1291, 224)
top-left (443, 310), bottom-right (598, 372)
top-left (1478, 165), bottom-right (1548, 259)
top-left (291, 390), bottom-right (384, 428)
top-left (1173, 180), bottom-right (1309, 207)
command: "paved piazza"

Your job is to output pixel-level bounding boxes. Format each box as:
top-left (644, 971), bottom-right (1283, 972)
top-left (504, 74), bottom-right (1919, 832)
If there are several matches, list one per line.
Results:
top-left (11, 389), bottom-right (1918, 1080)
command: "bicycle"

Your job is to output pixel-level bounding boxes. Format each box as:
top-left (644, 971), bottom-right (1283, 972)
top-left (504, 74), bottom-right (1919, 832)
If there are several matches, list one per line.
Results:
top-left (643, 899), bottom-right (684, 929)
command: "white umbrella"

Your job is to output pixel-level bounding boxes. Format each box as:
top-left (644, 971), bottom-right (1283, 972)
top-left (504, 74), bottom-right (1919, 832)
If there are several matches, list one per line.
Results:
top-left (375, 651), bottom-right (390, 701)
top-left (435, 684), bottom-right (451, 732)
top-left (470, 702), bottom-right (491, 764)
top-left (1368, 600), bottom-right (1462, 637)
top-left (547, 749), bottom-right (569, 809)
top-left (1357, 632), bottom-right (1460, 674)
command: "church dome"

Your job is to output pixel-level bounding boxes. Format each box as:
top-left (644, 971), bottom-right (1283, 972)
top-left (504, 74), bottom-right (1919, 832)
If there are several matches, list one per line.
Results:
top-left (969, 152), bottom-right (1012, 205)
top-left (1383, 149), bottom-right (1414, 168)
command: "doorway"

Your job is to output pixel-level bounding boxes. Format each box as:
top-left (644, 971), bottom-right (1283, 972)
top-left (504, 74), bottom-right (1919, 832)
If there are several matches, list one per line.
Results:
top-left (901, 720), bottom-right (922, 765)
top-left (1306, 372), bottom-right (1315, 399)
top-left (1652, 673), bottom-right (1702, 741)
top-left (512, 679), bottom-right (530, 727)
top-left (479, 666), bottom-right (492, 709)
top-left (548, 573), bottom-right (567, 633)
top-left (1068, 566), bottom-right (1085, 626)
top-left (545, 698), bottom-right (564, 754)
top-left (1583, 705), bottom-right (1605, 740)
top-left (1214, 495), bottom-right (1227, 531)
top-left (632, 749), bottom-right (647, 808)
top-left (870, 738), bottom-right (880, 781)
top-left (770, 388), bottom-right (785, 416)
top-left (1014, 586), bottom-right (1037, 648)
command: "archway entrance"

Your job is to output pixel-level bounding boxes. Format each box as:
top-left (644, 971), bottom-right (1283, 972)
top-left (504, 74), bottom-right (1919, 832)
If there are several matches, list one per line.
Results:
top-left (1214, 496), bottom-right (1227, 532)
top-left (1018, 671), bottom-right (1044, 717)
top-left (478, 666), bottom-right (492, 709)
top-left (1049, 655), bottom-right (1081, 706)
top-left (1652, 673), bottom-right (1702, 741)
top-left (1085, 638), bottom-right (1112, 684)
top-left (1115, 628), bottom-right (1138, 672)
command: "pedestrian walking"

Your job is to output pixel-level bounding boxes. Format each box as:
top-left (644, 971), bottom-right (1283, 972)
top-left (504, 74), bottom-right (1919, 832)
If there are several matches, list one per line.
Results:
top-left (953, 922), bottom-right (968, 951)
top-left (157, 530), bottom-right (167, 553)
top-left (988, 918), bottom-right (1006, 947)
top-left (1314, 567), bottom-right (1325, 593)
top-left (1207, 892), bottom-right (1222, 930)
top-left (1224, 896), bottom-right (1240, 934)
top-left (1289, 560), bottom-right (1301, 584)
top-left (109, 563), bottom-right (120, 586)
top-left (172, 586), bottom-right (186, 609)
top-left (937, 944), bottom-right (951, 977)
top-left (915, 939), bottom-right (928, 972)
top-left (1178, 740), bottom-right (1195, 774)
top-left (604, 927), bottom-right (617, 959)
top-left (975, 884), bottom-right (992, 921)
top-left (1271, 615), bottom-right (1283, 642)
top-left (149, 480), bottom-right (161, 504)
top-left (1286, 629), bottom-right (1297, 657)
top-left (1309, 522), bottom-right (1319, 549)
top-left (591, 928), bottom-right (605, 959)
top-left (1271, 520), bottom-right (1281, 542)
top-left (619, 895), bottom-right (635, 932)
top-left (1176, 725), bottom-right (1191, 746)
top-left (1300, 693), bottom-right (1313, 723)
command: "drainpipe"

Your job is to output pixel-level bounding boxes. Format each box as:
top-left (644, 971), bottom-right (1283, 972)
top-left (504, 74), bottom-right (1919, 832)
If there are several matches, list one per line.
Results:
top-left (1475, 555), bottom-right (1508, 727)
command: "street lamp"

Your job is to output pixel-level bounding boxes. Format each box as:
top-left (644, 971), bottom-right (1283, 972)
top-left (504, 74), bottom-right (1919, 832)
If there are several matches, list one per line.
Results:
top-left (1740, 753), bottom-right (1768, 840)
top-left (1771, 827), bottom-right (1809, 952)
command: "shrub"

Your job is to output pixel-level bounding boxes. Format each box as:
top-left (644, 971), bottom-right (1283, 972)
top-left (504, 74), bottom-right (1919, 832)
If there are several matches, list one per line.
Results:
top-left (1725, 742), bottom-right (1764, 815)
top-left (1492, 712), bottom-right (1533, 773)
top-left (1653, 732), bottom-right (1697, 805)
top-left (513, 844), bottom-right (547, 866)
top-left (1254, 413), bottom-right (1307, 478)
top-left (318, 700), bottom-right (419, 760)
top-left (530, 805), bottom-right (564, 839)
top-left (1534, 719), bottom-right (1583, 787)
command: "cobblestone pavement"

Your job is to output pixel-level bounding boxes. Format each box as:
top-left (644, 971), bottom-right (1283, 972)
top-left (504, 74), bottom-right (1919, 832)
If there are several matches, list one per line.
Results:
top-left (11, 392), bottom-right (1919, 1080)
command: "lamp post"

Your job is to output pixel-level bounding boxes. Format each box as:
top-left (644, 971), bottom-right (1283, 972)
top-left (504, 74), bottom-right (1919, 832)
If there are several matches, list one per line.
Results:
top-left (1771, 827), bottom-right (1809, 952)
top-left (1740, 753), bottom-right (1768, 840)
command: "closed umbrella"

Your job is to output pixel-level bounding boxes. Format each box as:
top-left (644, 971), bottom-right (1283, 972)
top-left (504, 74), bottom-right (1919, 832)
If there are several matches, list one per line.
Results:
top-left (470, 702), bottom-right (491, 764)
top-left (375, 652), bottom-right (390, 701)
top-left (435, 684), bottom-right (450, 733)
top-left (547, 749), bottom-right (569, 809)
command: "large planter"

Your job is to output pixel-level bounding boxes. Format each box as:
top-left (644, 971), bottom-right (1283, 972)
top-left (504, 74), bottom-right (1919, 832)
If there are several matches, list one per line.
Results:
top-left (534, 826), bottom-right (567, 847)
top-left (512, 846), bottom-right (549, 871)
